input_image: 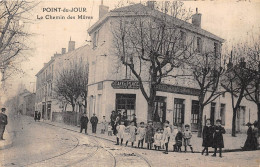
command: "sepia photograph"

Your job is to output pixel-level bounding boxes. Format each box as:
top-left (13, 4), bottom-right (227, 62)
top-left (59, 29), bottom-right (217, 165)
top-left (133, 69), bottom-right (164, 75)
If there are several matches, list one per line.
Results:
top-left (0, 0), bottom-right (260, 166)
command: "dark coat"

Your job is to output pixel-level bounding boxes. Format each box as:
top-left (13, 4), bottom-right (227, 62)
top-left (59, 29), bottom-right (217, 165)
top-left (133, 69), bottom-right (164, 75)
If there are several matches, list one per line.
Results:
top-left (242, 127), bottom-right (256, 150)
top-left (80, 116), bottom-right (89, 128)
top-left (130, 117), bottom-right (137, 127)
top-left (90, 116), bottom-right (98, 125)
top-left (0, 113), bottom-right (8, 126)
top-left (121, 115), bottom-right (128, 126)
top-left (37, 112), bottom-right (41, 120)
top-left (202, 126), bottom-right (213, 147)
top-left (145, 125), bottom-right (154, 143)
top-left (175, 131), bottom-right (183, 146)
top-left (212, 126), bottom-right (225, 148)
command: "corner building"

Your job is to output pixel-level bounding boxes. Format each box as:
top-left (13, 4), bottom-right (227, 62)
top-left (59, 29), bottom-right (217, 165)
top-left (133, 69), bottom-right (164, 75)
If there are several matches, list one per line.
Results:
top-left (86, 2), bottom-right (256, 133)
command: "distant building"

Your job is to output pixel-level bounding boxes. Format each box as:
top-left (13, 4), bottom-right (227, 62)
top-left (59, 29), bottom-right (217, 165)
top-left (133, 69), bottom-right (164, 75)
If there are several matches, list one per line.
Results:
top-left (18, 89), bottom-right (31, 115)
top-left (24, 93), bottom-right (36, 117)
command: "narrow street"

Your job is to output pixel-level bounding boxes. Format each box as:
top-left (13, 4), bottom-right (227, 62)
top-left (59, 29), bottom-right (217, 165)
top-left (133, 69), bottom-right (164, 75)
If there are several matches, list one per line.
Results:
top-left (1, 116), bottom-right (259, 167)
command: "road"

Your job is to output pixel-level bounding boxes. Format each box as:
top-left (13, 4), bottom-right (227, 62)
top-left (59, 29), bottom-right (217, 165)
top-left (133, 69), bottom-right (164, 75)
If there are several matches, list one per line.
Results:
top-left (0, 116), bottom-right (259, 167)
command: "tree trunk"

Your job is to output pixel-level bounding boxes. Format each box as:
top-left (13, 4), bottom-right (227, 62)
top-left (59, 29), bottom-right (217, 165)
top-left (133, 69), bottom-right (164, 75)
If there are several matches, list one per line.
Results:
top-left (257, 103), bottom-right (260, 137)
top-left (232, 107), bottom-right (237, 137)
top-left (72, 103), bottom-right (75, 112)
top-left (147, 101), bottom-right (155, 122)
top-left (197, 103), bottom-right (204, 138)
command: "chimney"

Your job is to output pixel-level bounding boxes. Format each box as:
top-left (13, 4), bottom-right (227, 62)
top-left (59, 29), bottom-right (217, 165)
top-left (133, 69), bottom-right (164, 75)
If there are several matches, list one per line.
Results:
top-left (147, 1), bottom-right (155, 10)
top-left (61, 48), bottom-right (66, 54)
top-left (68, 37), bottom-right (75, 52)
top-left (99, 0), bottom-right (109, 19)
top-left (192, 8), bottom-right (202, 28)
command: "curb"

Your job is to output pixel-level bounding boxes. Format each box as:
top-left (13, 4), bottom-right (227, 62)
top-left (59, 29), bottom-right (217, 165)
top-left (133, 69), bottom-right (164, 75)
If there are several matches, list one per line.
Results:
top-left (43, 121), bottom-right (260, 154)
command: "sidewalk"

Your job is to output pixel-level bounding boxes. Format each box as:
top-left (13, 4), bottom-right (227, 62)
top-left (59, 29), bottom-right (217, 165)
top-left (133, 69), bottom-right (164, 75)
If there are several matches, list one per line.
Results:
top-left (43, 120), bottom-right (258, 153)
top-left (0, 129), bottom-right (13, 150)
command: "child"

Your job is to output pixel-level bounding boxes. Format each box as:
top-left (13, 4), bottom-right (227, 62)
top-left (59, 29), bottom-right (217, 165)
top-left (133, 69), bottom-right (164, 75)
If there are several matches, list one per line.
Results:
top-left (125, 121), bottom-right (137, 147)
top-left (154, 128), bottom-right (163, 150)
top-left (175, 127), bottom-right (183, 152)
top-left (202, 119), bottom-right (213, 155)
top-left (162, 121), bottom-right (171, 154)
top-left (212, 119), bottom-right (225, 158)
top-left (172, 124), bottom-right (178, 152)
top-left (108, 122), bottom-right (113, 136)
top-left (116, 121), bottom-right (126, 145)
top-left (101, 116), bottom-right (107, 134)
top-left (145, 120), bottom-right (154, 150)
top-left (183, 124), bottom-right (194, 153)
top-left (137, 122), bottom-right (146, 148)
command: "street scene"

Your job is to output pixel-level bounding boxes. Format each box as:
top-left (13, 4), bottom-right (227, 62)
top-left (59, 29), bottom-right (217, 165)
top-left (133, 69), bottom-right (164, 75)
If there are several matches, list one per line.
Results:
top-left (1, 0), bottom-right (260, 166)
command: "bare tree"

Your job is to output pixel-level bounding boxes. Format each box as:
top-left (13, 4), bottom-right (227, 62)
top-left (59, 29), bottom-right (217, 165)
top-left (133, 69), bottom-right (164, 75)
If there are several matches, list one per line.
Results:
top-left (0, 0), bottom-right (37, 83)
top-left (113, 1), bottom-right (195, 122)
top-left (222, 49), bottom-right (255, 137)
top-left (54, 61), bottom-right (88, 112)
top-left (190, 50), bottom-right (224, 137)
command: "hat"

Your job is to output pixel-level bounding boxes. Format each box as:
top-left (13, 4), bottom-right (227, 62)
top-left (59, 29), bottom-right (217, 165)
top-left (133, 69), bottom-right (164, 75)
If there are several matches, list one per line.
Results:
top-left (148, 120), bottom-right (153, 123)
top-left (1, 108), bottom-right (6, 112)
top-left (216, 119), bottom-right (222, 123)
top-left (253, 121), bottom-right (258, 126)
top-left (185, 124), bottom-right (190, 128)
top-left (132, 114), bottom-right (136, 116)
top-left (246, 122), bottom-right (252, 126)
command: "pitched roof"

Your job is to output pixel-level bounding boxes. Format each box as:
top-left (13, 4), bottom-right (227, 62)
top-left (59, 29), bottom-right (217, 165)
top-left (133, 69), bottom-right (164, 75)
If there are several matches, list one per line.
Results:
top-left (88, 3), bottom-right (224, 43)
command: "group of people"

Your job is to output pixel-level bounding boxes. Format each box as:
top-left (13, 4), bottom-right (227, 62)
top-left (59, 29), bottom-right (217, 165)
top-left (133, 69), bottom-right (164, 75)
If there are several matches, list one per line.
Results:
top-left (110, 113), bottom-right (230, 157)
top-left (79, 113), bottom-right (99, 134)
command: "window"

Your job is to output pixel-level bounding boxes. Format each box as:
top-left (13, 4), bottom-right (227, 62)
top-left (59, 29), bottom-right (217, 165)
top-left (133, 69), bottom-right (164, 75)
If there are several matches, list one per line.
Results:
top-left (238, 106), bottom-right (246, 126)
top-left (191, 100), bottom-right (199, 124)
top-left (116, 94), bottom-right (136, 120)
top-left (173, 98), bottom-right (185, 124)
top-left (93, 30), bottom-right (99, 48)
top-left (180, 31), bottom-right (186, 48)
top-left (197, 37), bottom-right (202, 53)
top-left (214, 42), bottom-right (219, 57)
top-left (153, 96), bottom-right (166, 123)
top-left (220, 103), bottom-right (226, 125)
top-left (210, 102), bottom-right (216, 125)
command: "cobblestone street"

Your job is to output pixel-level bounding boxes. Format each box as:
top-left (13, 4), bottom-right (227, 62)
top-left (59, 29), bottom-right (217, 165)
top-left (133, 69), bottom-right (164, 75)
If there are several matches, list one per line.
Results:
top-left (0, 116), bottom-right (259, 167)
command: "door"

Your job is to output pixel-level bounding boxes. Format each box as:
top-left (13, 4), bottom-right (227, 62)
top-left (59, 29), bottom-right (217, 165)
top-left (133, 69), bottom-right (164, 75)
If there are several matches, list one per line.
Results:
top-left (236, 106), bottom-right (246, 132)
top-left (191, 100), bottom-right (199, 131)
top-left (47, 102), bottom-right (51, 120)
top-left (173, 98), bottom-right (185, 125)
top-left (210, 102), bottom-right (216, 125)
top-left (42, 103), bottom-right (46, 120)
top-left (153, 96), bottom-right (166, 123)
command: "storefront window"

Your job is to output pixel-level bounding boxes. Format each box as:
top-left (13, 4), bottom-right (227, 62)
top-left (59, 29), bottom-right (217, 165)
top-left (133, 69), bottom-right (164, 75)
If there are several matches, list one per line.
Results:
top-left (116, 94), bottom-right (136, 120)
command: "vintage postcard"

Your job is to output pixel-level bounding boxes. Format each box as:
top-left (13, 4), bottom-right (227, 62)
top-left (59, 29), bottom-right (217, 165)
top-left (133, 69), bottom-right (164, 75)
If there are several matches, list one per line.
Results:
top-left (0, 0), bottom-right (260, 166)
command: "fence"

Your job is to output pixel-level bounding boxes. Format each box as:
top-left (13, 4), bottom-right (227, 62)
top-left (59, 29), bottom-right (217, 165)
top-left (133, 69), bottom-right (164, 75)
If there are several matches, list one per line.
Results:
top-left (52, 111), bottom-right (81, 126)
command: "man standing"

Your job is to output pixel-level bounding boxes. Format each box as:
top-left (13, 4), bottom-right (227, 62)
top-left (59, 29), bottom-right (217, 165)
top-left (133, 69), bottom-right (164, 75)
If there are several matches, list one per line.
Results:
top-left (90, 113), bottom-right (98, 134)
top-left (80, 113), bottom-right (89, 134)
top-left (0, 108), bottom-right (8, 140)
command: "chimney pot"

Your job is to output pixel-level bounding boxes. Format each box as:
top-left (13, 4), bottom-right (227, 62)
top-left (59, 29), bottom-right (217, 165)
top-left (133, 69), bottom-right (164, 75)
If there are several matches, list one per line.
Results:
top-left (147, 1), bottom-right (155, 9)
top-left (99, 3), bottom-right (109, 19)
top-left (68, 40), bottom-right (75, 52)
top-left (192, 8), bottom-right (202, 28)
top-left (62, 48), bottom-right (66, 54)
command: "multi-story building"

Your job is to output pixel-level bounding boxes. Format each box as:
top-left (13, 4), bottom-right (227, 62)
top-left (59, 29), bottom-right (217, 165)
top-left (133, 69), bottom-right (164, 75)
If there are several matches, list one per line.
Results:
top-left (85, 2), bottom-right (257, 132)
top-left (35, 39), bottom-right (90, 120)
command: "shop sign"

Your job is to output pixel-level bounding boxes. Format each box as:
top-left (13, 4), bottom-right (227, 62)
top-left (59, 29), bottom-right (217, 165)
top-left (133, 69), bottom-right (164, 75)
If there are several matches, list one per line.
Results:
top-left (156, 84), bottom-right (200, 96)
top-left (111, 80), bottom-right (140, 89)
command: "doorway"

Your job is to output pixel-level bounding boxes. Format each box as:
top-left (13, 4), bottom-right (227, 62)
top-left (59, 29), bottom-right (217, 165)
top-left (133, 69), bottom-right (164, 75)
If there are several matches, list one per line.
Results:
top-left (191, 100), bottom-right (199, 131)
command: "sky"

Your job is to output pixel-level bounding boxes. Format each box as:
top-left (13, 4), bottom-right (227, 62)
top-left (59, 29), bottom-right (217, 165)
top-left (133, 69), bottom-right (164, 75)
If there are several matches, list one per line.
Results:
top-left (1, 0), bottom-right (260, 103)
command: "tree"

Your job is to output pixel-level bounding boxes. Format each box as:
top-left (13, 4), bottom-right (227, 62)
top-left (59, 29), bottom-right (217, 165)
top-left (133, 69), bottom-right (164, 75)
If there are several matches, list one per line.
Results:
top-left (0, 0), bottom-right (37, 83)
top-left (190, 51), bottom-right (224, 137)
top-left (222, 50), bottom-right (255, 137)
top-left (244, 36), bottom-right (260, 132)
top-left (54, 61), bottom-right (88, 112)
top-left (113, 1), bottom-right (195, 122)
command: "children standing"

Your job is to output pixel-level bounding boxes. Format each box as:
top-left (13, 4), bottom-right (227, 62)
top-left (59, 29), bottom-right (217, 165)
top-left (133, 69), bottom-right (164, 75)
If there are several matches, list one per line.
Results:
top-left (202, 119), bottom-right (213, 155)
top-left (116, 121), bottom-right (126, 145)
top-left (145, 120), bottom-right (154, 150)
top-left (137, 122), bottom-right (146, 148)
top-left (183, 124), bottom-right (194, 153)
top-left (212, 119), bottom-right (226, 158)
top-left (154, 128), bottom-right (163, 150)
top-left (125, 121), bottom-right (137, 147)
top-left (162, 121), bottom-right (171, 154)
top-left (175, 127), bottom-right (183, 152)
top-left (108, 122), bottom-right (113, 136)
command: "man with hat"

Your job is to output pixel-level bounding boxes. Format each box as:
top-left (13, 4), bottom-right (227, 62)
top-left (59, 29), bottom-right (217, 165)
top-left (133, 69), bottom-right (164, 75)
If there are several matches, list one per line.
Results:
top-left (80, 112), bottom-right (89, 134)
top-left (0, 108), bottom-right (8, 140)
top-left (90, 113), bottom-right (98, 134)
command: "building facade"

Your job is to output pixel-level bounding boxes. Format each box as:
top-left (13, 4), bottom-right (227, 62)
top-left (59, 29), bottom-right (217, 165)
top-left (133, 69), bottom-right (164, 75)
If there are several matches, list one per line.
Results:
top-left (85, 2), bottom-right (257, 133)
